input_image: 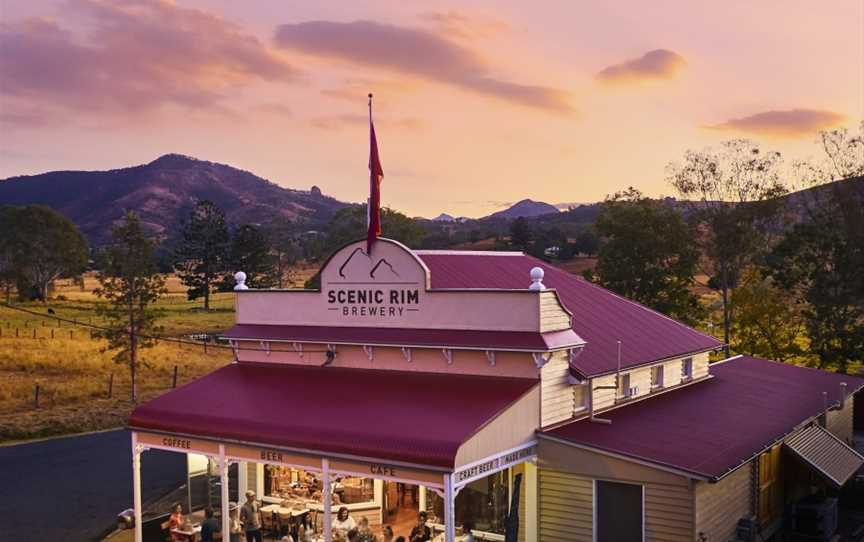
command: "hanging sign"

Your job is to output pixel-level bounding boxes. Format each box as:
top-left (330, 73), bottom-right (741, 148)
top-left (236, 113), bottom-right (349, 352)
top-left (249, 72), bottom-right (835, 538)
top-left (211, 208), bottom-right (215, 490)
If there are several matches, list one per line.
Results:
top-left (225, 444), bottom-right (321, 470)
top-left (136, 432), bottom-right (220, 455)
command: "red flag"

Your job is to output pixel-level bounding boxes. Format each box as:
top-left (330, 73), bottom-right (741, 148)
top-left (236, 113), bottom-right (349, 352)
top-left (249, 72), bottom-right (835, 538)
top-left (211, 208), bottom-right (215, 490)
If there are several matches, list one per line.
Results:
top-left (367, 104), bottom-right (383, 254)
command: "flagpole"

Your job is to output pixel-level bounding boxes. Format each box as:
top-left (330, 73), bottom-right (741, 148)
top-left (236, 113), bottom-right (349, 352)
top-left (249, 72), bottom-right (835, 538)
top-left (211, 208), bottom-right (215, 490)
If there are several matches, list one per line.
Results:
top-left (367, 93), bottom-right (372, 234)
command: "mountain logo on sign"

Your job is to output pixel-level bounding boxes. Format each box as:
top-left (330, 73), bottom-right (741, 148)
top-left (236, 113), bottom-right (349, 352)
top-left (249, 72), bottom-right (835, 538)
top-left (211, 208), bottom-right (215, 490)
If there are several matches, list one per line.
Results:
top-left (337, 247), bottom-right (400, 280)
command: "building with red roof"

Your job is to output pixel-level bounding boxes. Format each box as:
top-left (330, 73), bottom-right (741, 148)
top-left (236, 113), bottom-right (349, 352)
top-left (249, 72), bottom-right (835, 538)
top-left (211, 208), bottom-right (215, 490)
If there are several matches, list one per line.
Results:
top-left (127, 238), bottom-right (863, 542)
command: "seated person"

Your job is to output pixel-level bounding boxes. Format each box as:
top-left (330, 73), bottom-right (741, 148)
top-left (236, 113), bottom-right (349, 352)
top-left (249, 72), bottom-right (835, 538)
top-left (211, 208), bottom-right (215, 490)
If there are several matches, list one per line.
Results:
top-left (408, 512), bottom-right (431, 542)
top-left (200, 507), bottom-right (222, 542)
top-left (357, 517), bottom-right (376, 542)
top-left (332, 507), bottom-right (356, 539)
top-left (161, 503), bottom-right (185, 541)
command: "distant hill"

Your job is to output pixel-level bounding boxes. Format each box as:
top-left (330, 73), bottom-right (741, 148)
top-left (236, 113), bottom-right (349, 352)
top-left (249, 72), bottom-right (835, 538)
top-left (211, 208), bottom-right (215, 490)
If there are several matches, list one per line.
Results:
top-left (485, 199), bottom-right (560, 220)
top-left (0, 154), bottom-right (349, 245)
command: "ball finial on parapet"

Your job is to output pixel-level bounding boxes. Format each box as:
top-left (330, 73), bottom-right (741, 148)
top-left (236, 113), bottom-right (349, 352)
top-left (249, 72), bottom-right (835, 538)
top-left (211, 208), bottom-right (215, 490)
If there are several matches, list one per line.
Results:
top-left (233, 271), bottom-right (248, 291)
top-left (529, 266), bottom-right (546, 291)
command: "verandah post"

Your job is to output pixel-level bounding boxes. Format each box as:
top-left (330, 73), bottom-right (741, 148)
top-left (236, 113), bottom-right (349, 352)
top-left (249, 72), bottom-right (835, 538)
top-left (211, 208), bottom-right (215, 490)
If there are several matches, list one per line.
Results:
top-left (219, 445), bottom-right (230, 542)
top-left (322, 458), bottom-right (332, 542)
top-left (132, 432), bottom-right (143, 542)
top-left (444, 474), bottom-right (456, 542)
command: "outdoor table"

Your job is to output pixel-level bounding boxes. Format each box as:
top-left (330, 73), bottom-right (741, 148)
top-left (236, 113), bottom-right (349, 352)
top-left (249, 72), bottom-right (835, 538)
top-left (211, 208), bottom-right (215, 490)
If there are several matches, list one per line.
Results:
top-left (170, 523), bottom-right (201, 541)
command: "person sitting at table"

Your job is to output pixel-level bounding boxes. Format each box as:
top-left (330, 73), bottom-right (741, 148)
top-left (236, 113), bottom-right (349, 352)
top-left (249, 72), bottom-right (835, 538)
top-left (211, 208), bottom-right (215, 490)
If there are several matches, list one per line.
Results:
top-left (408, 511), bottom-right (431, 542)
top-left (357, 517), bottom-right (376, 542)
top-left (162, 503), bottom-right (185, 541)
top-left (347, 529), bottom-right (360, 542)
top-left (461, 520), bottom-right (475, 542)
top-left (332, 507), bottom-right (356, 539)
top-left (381, 525), bottom-right (394, 542)
top-left (297, 514), bottom-right (314, 542)
top-left (201, 507), bottom-right (222, 542)
top-left (229, 507), bottom-right (243, 542)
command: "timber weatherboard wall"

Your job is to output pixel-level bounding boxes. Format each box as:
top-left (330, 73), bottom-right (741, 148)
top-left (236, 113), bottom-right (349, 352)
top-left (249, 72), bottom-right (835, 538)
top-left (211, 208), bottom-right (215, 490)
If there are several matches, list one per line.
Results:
top-left (538, 438), bottom-right (695, 542)
top-left (541, 351), bottom-right (575, 427)
top-left (693, 464), bottom-right (752, 542)
top-left (538, 290), bottom-right (573, 333)
top-left (589, 352), bottom-right (710, 411)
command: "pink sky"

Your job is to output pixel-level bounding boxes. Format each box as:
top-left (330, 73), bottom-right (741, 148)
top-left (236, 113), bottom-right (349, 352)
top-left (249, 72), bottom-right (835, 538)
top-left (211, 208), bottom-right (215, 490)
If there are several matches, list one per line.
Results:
top-left (1, 0), bottom-right (861, 217)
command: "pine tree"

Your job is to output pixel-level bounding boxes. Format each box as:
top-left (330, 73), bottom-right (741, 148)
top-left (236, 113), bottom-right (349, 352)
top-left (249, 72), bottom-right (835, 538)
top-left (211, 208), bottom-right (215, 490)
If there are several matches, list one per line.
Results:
top-left (174, 201), bottom-right (229, 309)
top-left (94, 213), bottom-right (166, 402)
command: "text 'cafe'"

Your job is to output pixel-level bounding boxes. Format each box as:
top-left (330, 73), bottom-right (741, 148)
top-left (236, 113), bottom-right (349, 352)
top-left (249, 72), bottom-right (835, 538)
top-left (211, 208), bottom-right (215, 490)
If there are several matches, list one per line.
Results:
top-left (128, 238), bottom-right (864, 542)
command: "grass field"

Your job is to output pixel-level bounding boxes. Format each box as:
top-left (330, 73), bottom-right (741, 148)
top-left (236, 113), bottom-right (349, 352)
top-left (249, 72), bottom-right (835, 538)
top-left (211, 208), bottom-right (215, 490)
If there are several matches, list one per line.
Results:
top-left (0, 276), bottom-right (239, 442)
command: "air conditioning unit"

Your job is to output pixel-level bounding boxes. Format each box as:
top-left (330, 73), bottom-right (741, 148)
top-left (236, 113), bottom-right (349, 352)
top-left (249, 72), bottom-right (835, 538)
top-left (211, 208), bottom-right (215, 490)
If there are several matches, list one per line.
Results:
top-left (628, 386), bottom-right (639, 397)
top-left (735, 516), bottom-right (758, 542)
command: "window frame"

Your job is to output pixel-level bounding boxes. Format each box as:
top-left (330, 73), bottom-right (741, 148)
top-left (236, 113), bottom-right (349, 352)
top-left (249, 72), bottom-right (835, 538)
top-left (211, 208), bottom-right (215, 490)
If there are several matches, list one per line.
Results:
top-left (681, 357), bottom-right (693, 381)
top-left (650, 365), bottom-right (664, 390)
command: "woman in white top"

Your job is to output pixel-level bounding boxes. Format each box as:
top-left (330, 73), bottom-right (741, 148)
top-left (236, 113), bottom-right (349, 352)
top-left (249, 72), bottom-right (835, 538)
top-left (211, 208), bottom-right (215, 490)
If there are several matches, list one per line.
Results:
top-left (332, 507), bottom-right (356, 538)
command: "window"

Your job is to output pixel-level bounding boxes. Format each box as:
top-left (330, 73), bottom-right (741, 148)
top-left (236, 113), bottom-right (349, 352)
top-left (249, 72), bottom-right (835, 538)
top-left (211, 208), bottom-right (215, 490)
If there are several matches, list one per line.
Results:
top-left (595, 480), bottom-right (643, 542)
top-left (263, 466), bottom-right (374, 505)
top-left (427, 468), bottom-right (511, 535)
top-left (681, 358), bottom-right (693, 380)
top-left (617, 373), bottom-right (632, 400)
top-left (650, 365), bottom-right (664, 390)
top-left (574, 382), bottom-right (589, 412)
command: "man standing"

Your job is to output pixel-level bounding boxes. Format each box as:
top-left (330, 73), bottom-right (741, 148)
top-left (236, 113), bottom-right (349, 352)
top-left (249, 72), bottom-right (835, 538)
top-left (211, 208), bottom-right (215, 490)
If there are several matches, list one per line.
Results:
top-left (200, 507), bottom-right (221, 542)
top-left (240, 490), bottom-right (263, 542)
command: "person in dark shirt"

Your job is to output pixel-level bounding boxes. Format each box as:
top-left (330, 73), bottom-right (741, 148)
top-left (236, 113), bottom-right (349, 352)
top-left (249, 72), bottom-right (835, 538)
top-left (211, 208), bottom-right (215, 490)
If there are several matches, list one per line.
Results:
top-left (200, 507), bottom-right (222, 542)
top-left (408, 511), bottom-right (431, 542)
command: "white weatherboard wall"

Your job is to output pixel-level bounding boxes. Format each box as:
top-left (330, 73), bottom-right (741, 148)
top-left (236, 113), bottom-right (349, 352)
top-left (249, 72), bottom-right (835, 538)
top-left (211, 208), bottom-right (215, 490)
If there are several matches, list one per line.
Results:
top-left (540, 351), bottom-right (574, 427)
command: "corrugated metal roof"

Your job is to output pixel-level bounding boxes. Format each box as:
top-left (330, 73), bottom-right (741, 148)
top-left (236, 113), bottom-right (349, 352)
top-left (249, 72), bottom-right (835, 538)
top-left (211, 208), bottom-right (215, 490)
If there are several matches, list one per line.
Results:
top-left (785, 424), bottom-right (864, 487)
top-left (222, 323), bottom-right (583, 352)
top-left (128, 362), bottom-right (537, 469)
top-left (543, 356), bottom-right (864, 480)
top-left (418, 252), bottom-right (721, 377)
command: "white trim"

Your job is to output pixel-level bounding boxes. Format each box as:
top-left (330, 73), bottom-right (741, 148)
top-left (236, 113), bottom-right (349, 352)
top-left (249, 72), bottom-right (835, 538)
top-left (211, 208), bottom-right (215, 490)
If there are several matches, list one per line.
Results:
top-left (132, 432), bottom-right (143, 542)
top-left (452, 441), bottom-right (537, 489)
top-left (292, 342), bottom-right (303, 358)
top-left (443, 473), bottom-right (456, 542)
top-left (223, 336), bottom-right (582, 354)
top-left (128, 429), bottom-right (452, 474)
top-left (322, 458), bottom-right (332, 542)
top-left (362, 345), bottom-right (374, 361)
top-left (710, 354), bottom-right (744, 366)
top-left (413, 250), bottom-right (524, 256)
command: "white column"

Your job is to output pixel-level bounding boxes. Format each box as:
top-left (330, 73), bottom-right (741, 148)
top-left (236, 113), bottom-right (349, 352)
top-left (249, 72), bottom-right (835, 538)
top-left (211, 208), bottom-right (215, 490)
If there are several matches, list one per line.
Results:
top-left (419, 485), bottom-right (427, 512)
top-left (131, 432), bottom-right (143, 542)
top-left (322, 458), bottom-right (332, 542)
top-left (443, 475), bottom-right (456, 542)
top-left (238, 461), bottom-right (248, 495)
top-left (525, 462), bottom-right (538, 542)
top-left (219, 445), bottom-right (231, 542)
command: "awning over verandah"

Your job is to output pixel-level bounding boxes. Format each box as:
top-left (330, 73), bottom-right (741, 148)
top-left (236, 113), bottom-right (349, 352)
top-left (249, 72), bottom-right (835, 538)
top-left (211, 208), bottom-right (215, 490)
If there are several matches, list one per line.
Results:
top-left (127, 362), bottom-right (540, 542)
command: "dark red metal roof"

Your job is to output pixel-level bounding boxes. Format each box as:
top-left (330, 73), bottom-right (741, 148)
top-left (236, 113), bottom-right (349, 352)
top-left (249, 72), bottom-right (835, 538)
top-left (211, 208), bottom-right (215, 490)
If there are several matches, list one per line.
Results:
top-left (543, 356), bottom-right (864, 480)
top-left (222, 323), bottom-right (582, 351)
top-left (417, 252), bottom-right (721, 376)
top-left (128, 362), bottom-right (537, 469)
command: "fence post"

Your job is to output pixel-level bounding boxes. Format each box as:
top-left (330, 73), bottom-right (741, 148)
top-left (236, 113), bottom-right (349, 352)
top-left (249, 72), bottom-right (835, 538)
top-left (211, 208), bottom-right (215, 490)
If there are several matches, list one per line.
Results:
top-left (33, 328), bottom-right (36, 339)
top-left (203, 337), bottom-right (208, 354)
top-left (108, 373), bottom-right (114, 399)
top-left (172, 365), bottom-right (178, 388)
top-left (69, 330), bottom-right (73, 340)
top-left (15, 328), bottom-right (19, 338)
top-left (51, 329), bottom-right (54, 340)
top-left (34, 384), bottom-right (40, 409)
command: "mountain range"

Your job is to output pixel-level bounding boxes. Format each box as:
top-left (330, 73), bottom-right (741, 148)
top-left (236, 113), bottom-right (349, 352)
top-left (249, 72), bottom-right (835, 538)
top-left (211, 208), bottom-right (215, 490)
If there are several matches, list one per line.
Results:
top-left (0, 154), bottom-right (347, 245)
top-left (0, 154), bottom-right (572, 245)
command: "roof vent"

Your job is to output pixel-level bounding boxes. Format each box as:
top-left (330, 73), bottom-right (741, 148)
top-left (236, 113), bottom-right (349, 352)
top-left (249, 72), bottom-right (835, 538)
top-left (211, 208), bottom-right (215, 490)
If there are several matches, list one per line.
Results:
top-left (234, 271), bottom-right (249, 291)
top-left (529, 267), bottom-right (546, 291)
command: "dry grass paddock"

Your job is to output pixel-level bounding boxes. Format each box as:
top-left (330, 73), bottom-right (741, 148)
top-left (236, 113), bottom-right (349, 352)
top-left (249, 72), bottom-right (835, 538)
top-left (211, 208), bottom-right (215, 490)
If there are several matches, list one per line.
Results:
top-left (0, 266), bottom-right (321, 442)
top-left (0, 278), bottom-right (238, 441)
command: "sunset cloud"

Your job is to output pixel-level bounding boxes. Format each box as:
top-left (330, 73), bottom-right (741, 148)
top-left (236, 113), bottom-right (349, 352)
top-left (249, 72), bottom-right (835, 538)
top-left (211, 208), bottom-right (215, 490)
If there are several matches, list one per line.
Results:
top-left (0, 0), bottom-right (298, 123)
top-left (595, 49), bottom-right (686, 84)
top-left (274, 20), bottom-right (573, 113)
top-left (417, 10), bottom-right (510, 41)
top-left (706, 109), bottom-right (847, 138)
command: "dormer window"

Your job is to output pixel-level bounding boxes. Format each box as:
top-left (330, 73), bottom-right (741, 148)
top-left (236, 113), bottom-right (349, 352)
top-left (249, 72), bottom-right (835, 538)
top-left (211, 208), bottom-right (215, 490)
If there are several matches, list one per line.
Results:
top-left (681, 357), bottom-right (693, 381)
top-left (650, 365), bottom-right (664, 390)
